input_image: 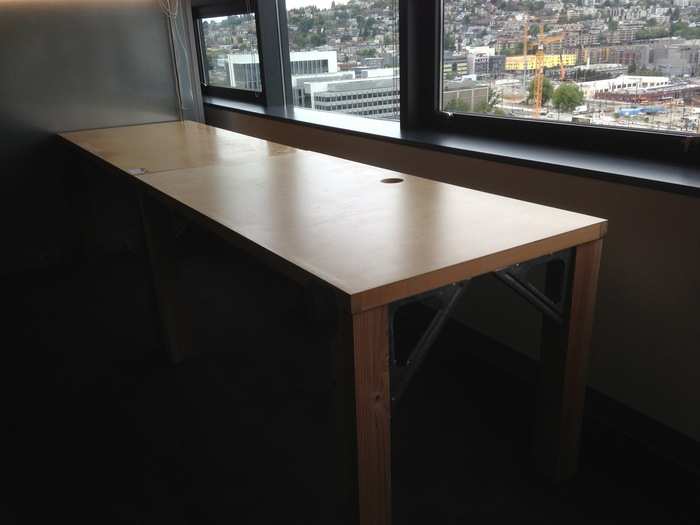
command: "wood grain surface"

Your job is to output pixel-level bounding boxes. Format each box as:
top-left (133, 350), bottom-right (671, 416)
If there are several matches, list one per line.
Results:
top-left (60, 120), bottom-right (297, 175)
top-left (136, 150), bottom-right (607, 312)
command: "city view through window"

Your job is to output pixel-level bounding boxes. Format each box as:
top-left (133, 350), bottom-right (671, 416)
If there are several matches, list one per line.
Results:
top-left (200, 0), bottom-right (700, 134)
top-left (199, 1), bottom-right (400, 121)
top-left (285, 0), bottom-right (400, 121)
top-left (200, 12), bottom-right (261, 92)
top-left (443, 0), bottom-right (700, 134)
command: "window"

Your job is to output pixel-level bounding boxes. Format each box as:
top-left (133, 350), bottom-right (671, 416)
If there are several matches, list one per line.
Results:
top-left (440, 0), bottom-right (700, 136)
top-left (285, 0), bottom-right (400, 121)
top-left (194, 1), bottom-right (262, 102)
top-left (192, 0), bottom-right (699, 162)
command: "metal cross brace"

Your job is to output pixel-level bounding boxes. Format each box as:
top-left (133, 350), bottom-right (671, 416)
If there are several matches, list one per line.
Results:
top-left (494, 249), bottom-right (574, 325)
top-left (389, 281), bottom-right (468, 404)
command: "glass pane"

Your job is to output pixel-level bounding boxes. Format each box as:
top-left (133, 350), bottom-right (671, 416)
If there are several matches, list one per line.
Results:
top-left (199, 13), bottom-right (261, 92)
top-left (286, 0), bottom-right (400, 121)
top-left (442, 0), bottom-right (699, 135)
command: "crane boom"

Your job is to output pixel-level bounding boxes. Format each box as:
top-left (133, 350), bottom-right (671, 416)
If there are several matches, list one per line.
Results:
top-left (534, 23), bottom-right (545, 117)
top-left (522, 17), bottom-right (529, 89)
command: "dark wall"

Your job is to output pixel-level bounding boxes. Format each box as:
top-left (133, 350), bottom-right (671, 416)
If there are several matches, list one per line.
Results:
top-left (0, 0), bottom-right (182, 274)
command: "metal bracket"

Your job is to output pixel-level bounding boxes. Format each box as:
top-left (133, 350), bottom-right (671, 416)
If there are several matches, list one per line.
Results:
top-left (389, 281), bottom-right (468, 404)
top-left (494, 250), bottom-right (574, 325)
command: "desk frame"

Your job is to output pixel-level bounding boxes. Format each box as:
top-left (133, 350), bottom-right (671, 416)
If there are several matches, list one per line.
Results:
top-left (61, 128), bottom-right (604, 525)
top-left (138, 187), bottom-right (602, 525)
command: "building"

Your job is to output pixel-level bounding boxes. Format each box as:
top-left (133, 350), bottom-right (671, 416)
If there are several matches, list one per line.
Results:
top-left (505, 54), bottom-right (577, 71)
top-left (289, 50), bottom-right (338, 76)
top-left (442, 78), bottom-right (490, 112)
top-left (443, 55), bottom-right (470, 80)
top-left (647, 40), bottom-right (700, 77)
top-left (227, 50), bottom-right (338, 91)
top-left (354, 67), bottom-right (398, 79)
top-left (577, 74), bottom-right (671, 98)
top-left (290, 72), bottom-right (354, 107)
top-left (226, 53), bottom-right (263, 91)
top-left (580, 45), bottom-right (650, 67)
top-left (489, 55), bottom-right (506, 77)
top-left (467, 50), bottom-right (490, 76)
top-left (302, 75), bottom-right (400, 119)
top-left (572, 63), bottom-right (628, 81)
top-left (607, 28), bottom-right (637, 45)
top-left (444, 49), bottom-right (504, 79)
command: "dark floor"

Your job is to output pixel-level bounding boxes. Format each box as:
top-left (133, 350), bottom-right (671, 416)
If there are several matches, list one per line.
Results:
top-left (3, 229), bottom-right (699, 524)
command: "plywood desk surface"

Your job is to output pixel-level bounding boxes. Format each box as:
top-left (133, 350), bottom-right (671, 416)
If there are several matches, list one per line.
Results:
top-left (138, 150), bottom-right (607, 312)
top-left (60, 120), bottom-right (297, 175)
top-left (63, 122), bottom-right (608, 514)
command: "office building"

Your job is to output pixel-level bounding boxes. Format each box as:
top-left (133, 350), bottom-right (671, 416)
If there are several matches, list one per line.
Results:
top-left (304, 75), bottom-right (400, 119)
top-left (228, 50), bottom-right (338, 91)
top-left (505, 54), bottom-right (578, 71)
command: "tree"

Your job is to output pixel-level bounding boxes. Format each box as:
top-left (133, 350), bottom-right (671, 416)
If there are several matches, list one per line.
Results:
top-left (503, 43), bottom-right (524, 56)
top-left (475, 88), bottom-right (502, 114)
top-left (444, 32), bottom-right (456, 51)
top-left (552, 83), bottom-right (584, 112)
top-left (527, 77), bottom-right (553, 106)
top-left (357, 48), bottom-right (377, 58)
top-left (444, 97), bottom-right (473, 113)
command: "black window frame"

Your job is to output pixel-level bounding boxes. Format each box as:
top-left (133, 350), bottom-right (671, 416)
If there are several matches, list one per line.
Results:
top-left (192, 0), bottom-right (267, 104)
top-left (193, 0), bottom-right (699, 166)
top-left (401, 0), bottom-right (700, 164)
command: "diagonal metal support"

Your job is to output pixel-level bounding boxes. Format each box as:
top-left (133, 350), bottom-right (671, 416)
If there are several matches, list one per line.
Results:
top-left (494, 249), bottom-right (574, 325)
top-left (389, 281), bottom-right (468, 405)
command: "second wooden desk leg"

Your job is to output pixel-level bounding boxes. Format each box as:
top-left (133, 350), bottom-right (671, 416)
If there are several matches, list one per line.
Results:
top-left (535, 239), bottom-right (603, 482)
top-left (139, 193), bottom-right (192, 364)
top-left (335, 306), bottom-right (392, 525)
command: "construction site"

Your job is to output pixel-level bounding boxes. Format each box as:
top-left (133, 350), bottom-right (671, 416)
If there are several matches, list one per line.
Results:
top-left (444, 18), bottom-right (700, 135)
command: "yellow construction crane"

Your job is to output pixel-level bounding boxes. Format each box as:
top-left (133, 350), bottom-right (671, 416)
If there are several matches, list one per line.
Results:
top-left (534, 23), bottom-right (546, 117)
top-left (522, 17), bottom-right (529, 90)
top-left (525, 23), bottom-right (566, 117)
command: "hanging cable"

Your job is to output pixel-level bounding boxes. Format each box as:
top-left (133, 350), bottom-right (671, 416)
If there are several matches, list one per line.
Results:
top-left (159, 0), bottom-right (195, 120)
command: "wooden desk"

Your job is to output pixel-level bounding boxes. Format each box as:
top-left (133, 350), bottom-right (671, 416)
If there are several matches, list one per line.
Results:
top-left (60, 120), bottom-right (297, 175)
top-left (61, 122), bottom-right (607, 525)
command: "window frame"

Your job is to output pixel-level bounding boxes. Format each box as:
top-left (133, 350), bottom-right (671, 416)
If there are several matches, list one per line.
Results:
top-left (193, 0), bottom-right (700, 165)
top-left (401, 0), bottom-right (700, 164)
top-left (192, 0), bottom-right (266, 104)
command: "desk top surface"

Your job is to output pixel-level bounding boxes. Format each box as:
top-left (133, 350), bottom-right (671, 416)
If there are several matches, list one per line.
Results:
top-left (134, 145), bottom-right (607, 312)
top-left (60, 120), bottom-right (297, 174)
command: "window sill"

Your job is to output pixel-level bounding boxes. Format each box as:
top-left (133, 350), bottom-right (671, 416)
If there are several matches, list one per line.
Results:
top-left (203, 97), bottom-right (700, 198)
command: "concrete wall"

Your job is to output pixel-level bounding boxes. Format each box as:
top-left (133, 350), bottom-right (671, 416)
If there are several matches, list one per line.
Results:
top-left (0, 0), bottom-right (190, 274)
top-left (206, 106), bottom-right (700, 443)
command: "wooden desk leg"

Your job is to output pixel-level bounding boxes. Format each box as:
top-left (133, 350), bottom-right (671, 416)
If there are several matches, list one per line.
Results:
top-left (139, 192), bottom-right (192, 364)
top-left (535, 239), bottom-right (603, 481)
top-left (334, 306), bottom-right (392, 525)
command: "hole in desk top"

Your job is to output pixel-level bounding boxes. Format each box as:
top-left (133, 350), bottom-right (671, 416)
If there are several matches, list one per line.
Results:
top-left (381, 178), bottom-right (404, 184)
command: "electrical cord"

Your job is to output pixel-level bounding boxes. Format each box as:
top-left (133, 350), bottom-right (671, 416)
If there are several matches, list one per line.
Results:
top-left (159, 0), bottom-right (195, 120)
